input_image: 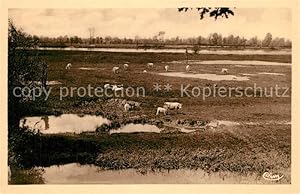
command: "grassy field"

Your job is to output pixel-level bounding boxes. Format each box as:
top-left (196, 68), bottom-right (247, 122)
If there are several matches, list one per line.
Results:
top-left (28, 50), bottom-right (291, 122)
top-left (13, 50), bottom-right (291, 183)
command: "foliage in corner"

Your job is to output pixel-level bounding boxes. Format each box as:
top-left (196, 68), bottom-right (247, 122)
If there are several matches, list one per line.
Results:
top-left (178, 7), bottom-right (234, 20)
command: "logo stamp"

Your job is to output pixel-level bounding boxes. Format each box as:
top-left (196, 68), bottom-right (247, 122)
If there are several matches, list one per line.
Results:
top-left (262, 172), bottom-right (284, 181)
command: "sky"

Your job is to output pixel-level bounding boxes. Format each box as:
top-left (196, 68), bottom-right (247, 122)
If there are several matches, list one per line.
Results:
top-left (8, 8), bottom-right (292, 40)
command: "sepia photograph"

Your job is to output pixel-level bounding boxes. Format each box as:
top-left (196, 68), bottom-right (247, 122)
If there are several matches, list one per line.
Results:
top-left (4, 5), bottom-right (294, 186)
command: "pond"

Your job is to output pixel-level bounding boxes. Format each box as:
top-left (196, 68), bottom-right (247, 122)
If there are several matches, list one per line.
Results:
top-left (158, 72), bottom-right (249, 81)
top-left (37, 47), bottom-right (291, 55)
top-left (109, 124), bottom-right (196, 134)
top-left (20, 114), bottom-right (111, 134)
top-left (11, 163), bottom-right (272, 184)
top-left (167, 60), bottom-right (291, 66)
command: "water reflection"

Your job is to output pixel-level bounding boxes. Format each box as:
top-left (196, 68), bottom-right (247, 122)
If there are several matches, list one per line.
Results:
top-left (11, 163), bottom-right (272, 184)
top-left (20, 114), bottom-right (110, 134)
top-left (41, 116), bottom-right (49, 130)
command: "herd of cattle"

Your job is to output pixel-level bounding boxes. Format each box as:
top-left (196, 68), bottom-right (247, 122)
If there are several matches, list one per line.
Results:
top-left (66, 62), bottom-right (229, 74)
top-left (121, 98), bottom-right (182, 116)
top-left (64, 62), bottom-right (228, 116)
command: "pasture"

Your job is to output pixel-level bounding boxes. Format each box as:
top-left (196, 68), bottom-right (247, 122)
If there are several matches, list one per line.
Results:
top-left (12, 50), bottom-right (291, 184)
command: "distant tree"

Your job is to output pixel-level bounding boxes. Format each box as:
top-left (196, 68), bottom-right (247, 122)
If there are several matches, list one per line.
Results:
top-left (248, 36), bottom-right (259, 47)
top-left (284, 39), bottom-right (292, 47)
top-left (233, 36), bottom-right (241, 46)
top-left (222, 37), bottom-right (228, 45)
top-left (240, 37), bottom-right (247, 48)
top-left (262, 33), bottom-right (273, 47)
top-left (208, 33), bottom-right (219, 45)
top-left (226, 34), bottom-right (235, 46)
top-left (197, 36), bottom-right (205, 45)
top-left (270, 37), bottom-right (285, 48)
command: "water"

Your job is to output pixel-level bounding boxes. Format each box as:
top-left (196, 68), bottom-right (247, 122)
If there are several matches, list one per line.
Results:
top-left (109, 124), bottom-right (162, 134)
top-left (13, 163), bottom-right (270, 184)
top-left (257, 72), bottom-right (285, 76)
top-left (241, 73), bottom-right (259, 76)
top-left (168, 60), bottom-right (291, 66)
top-left (20, 114), bottom-right (110, 134)
top-left (207, 120), bottom-right (290, 128)
top-left (22, 80), bottom-right (62, 86)
top-left (241, 72), bottom-right (285, 76)
top-left (37, 47), bottom-right (291, 55)
top-left (158, 72), bottom-right (249, 81)
top-left (79, 67), bottom-right (104, 71)
top-left (109, 124), bottom-right (196, 134)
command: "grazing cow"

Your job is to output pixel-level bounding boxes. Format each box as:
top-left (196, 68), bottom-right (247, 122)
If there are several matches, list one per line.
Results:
top-left (164, 102), bottom-right (182, 110)
top-left (65, 63), bottom-right (72, 70)
top-left (165, 65), bottom-right (169, 72)
top-left (112, 84), bottom-right (123, 92)
top-left (127, 100), bottom-right (141, 108)
top-left (122, 100), bottom-right (141, 109)
top-left (124, 103), bottom-right (132, 112)
top-left (186, 65), bottom-right (190, 72)
top-left (147, 63), bottom-right (154, 68)
top-left (221, 68), bottom-right (228, 74)
top-left (112, 66), bottom-right (120, 74)
top-left (143, 70), bottom-right (147, 73)
top-left (123, 63), bottom-right (129, 70)
top-left (104, 83), bottom-right (112, 89)
top-left (156, 107), bottom-right (168, 115)
top-left (121, 99), bottom-right (127, 106)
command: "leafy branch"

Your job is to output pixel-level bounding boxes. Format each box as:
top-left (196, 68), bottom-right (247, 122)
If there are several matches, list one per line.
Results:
top-left (178, 7), bottom-right (235, 20)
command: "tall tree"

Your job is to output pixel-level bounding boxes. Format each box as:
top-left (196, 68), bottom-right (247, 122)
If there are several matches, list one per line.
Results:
top-left (8, 20), bottom-right (47, 131)
top-left (262, 33), bottom-right (273, 47)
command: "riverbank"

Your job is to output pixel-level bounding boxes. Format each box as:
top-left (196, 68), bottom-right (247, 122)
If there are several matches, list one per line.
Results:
top-left (10, 122), bottom-right (291, 184)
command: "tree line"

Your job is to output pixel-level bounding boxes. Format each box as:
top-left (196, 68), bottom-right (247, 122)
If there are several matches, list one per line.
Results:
top-left (29, 32), bottom-right (292, 49)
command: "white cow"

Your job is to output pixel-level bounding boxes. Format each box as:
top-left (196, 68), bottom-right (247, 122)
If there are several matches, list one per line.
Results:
top-left (165, 65), bottom-right (169, 72)
top-left (143, 70), bottom-right (147, 73)
top-left (164, 102), bottom-right (182, 110)
top-left (124, 103), bottom-right (132, 112)
top-left (126, 100), bottom-right (141, 108)
top-left (104, 83), bottom-right (112, 89)
top-left (123, 63), bottom-right (129, 70)
top-left (147, 63), bottom-right (154, 68)
top-left (65, 63), bottom-right (72, 70)
top-left (112, 66), bottom-right (120, 74)
top-left (156, 107), bottom-right (168, 115)
top-left (121, 99), bottom-right (127, 106)
top-left (186, 65), bottom-right (190, 72)
top-left (112, 84), bottom-right (123, 92)
top-left (221, 68), bottom-right (228, 74)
